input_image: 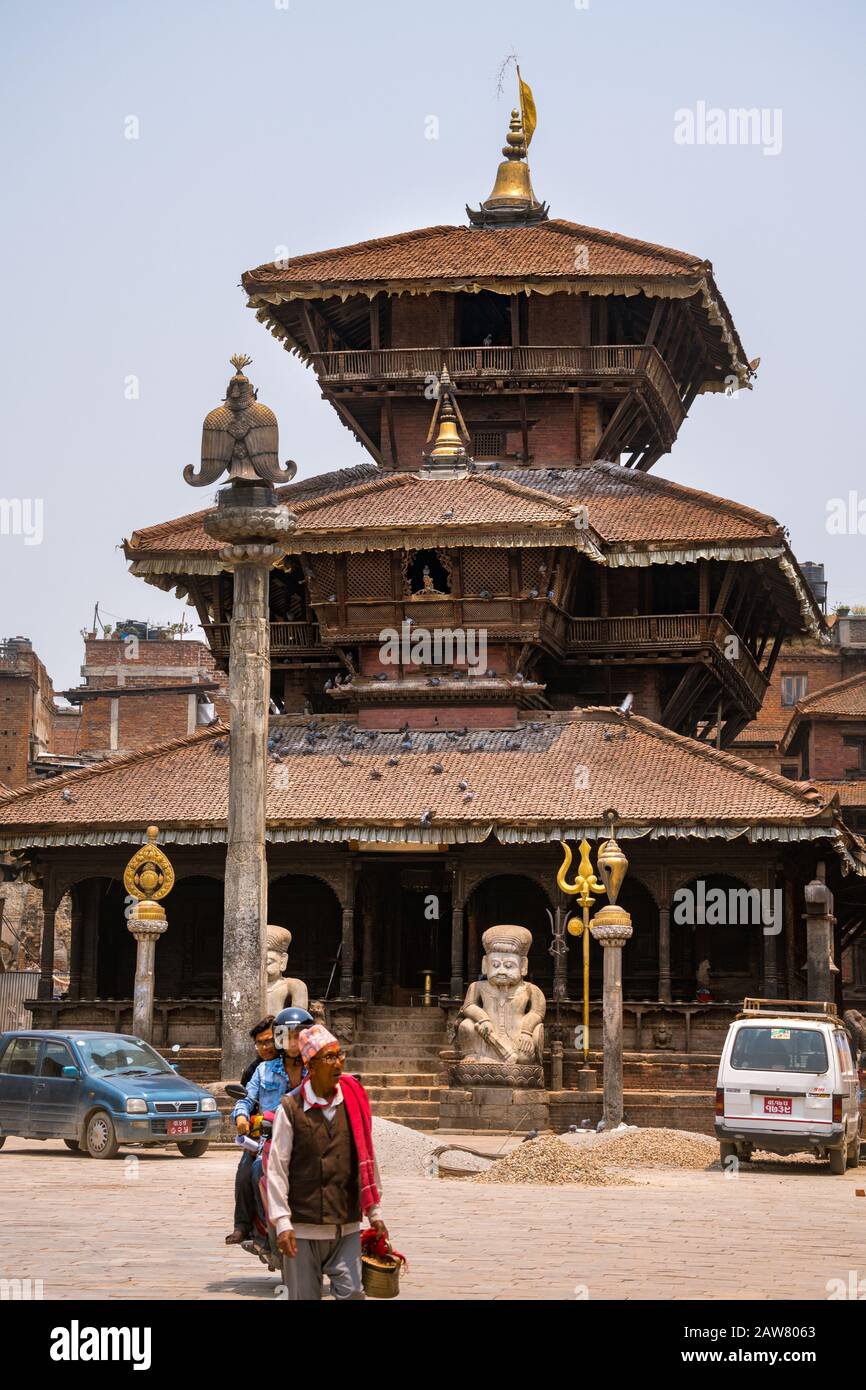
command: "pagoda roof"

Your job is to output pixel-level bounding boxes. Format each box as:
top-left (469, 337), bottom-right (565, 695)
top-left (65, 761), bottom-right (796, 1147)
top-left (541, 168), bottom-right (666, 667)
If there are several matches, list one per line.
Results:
top-left (243, 221), bottom-right (706, 292)
top-left (242, 219), bottom-right (748, 384)
top-left (124, 462), bottom-right (821, 634)
top-left (0, 712), bottom-right (861, 869)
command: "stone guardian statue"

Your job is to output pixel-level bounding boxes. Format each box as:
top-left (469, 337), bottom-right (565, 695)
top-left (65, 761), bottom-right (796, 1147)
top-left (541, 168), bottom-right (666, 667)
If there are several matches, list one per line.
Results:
top-left (265, 924), bottom-right (309, 1017)
top-left (455, 924), bottom-right (546, 1082)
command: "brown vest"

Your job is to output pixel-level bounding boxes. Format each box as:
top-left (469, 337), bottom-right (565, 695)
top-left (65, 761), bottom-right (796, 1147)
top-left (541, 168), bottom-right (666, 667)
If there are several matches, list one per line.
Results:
top-left (282, 1092), bottom-right (361, 1226)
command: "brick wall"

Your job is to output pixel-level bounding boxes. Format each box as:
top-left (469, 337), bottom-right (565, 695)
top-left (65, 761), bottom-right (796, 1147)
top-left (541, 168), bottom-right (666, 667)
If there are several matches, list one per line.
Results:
top-left (809, 721), bottom-right (866, 780)
top-left (76, 637), bottom-right (228, 755)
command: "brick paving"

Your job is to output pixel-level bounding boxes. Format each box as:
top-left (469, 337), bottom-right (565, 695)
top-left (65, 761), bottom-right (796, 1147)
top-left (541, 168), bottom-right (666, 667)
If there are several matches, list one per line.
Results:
top-left (1, 1137), bottom-right (864, 1300)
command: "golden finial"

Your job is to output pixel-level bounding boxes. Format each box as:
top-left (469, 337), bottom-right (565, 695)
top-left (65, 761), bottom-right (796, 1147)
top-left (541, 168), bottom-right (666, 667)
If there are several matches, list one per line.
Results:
top-left (467, 80), bottom-right (548, 227)
top-left (230, 353), bottom-right (253, 374)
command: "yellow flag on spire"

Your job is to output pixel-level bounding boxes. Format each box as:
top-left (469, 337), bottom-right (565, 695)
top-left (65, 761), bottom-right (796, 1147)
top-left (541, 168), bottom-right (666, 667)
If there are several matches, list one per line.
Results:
top-left (517, 67), bottom-right (537, 147)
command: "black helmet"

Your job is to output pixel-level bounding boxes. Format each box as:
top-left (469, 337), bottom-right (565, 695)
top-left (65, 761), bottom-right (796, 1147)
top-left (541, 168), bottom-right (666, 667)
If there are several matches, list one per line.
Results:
top-left (273, 1006), bottom-right (314, 1054)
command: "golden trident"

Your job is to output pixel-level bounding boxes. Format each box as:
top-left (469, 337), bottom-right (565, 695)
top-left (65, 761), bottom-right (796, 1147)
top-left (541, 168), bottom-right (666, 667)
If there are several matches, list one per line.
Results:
top-left (557, 813), bottom-right (627, 1062)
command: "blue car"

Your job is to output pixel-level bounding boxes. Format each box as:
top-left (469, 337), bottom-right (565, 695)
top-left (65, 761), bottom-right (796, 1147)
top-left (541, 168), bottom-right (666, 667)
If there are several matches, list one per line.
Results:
top-left (0, 1030), bottom-right (221, 1159)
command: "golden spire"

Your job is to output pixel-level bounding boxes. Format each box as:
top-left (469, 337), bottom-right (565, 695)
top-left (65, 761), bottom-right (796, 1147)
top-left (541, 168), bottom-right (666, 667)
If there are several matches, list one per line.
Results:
top-left (467, 105), bottom-right (548, 227)
top-left (423, 368), bottom-right (471, 466)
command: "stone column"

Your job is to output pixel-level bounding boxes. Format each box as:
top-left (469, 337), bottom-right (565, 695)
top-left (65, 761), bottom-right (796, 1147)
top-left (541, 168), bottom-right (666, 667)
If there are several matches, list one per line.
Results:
top-left (657, 906), bottom-right (672, 1003)
top-left (784, 872), bottom-right (797, 998)
top-left (803, 864), bottom-right (836, 1003)
top-left (591, 909), bottom-right (633, 1128)
top-left (127, 906), bottom-right (168, 1042)
top-left (204, 489), bottom-right (292, 1080)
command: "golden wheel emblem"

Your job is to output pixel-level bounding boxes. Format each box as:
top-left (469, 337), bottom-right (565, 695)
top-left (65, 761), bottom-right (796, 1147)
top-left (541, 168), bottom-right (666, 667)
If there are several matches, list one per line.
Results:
top-left (123, 825), bottom-right (175, 902)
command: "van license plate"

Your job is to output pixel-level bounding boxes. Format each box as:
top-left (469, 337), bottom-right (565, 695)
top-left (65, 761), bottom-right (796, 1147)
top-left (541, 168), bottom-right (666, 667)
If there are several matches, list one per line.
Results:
top-left (167, 1118), bottom-right (193, 1136)
top-left (764, 1097), bottom-right (792, 1115)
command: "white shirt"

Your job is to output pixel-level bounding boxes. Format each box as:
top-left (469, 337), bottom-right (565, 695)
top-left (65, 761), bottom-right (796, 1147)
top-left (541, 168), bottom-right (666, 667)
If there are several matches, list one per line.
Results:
top-left (266, 1079), bottom-right (383, 1239)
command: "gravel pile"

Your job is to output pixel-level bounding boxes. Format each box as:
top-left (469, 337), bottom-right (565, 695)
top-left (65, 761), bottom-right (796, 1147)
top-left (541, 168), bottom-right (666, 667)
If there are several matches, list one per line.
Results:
top-left (371, 1116), bottom-right (490, 1177)
top-left (594, 1126), bottom-right (717, 1169)
top-left (471, 1133), bottom-right (626, 1187)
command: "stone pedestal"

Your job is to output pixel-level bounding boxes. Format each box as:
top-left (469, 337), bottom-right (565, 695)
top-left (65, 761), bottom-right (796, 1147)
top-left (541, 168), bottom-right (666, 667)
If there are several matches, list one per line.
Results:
top-left (439, 1085), bottom-right (550, 1133)
top-left (590, 904), bottom-right (633, 1128)
top-left (127, 905), bottom-right (168, 1043)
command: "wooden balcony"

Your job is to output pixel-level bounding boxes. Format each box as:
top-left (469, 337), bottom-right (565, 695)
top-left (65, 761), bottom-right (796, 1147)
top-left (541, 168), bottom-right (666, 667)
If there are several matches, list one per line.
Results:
top-left (566, 613), bottom-right (768, 708)
top-left (202, 621), bottom-right (323, 659)
top-left (312, 344), bottom-right (685, 437)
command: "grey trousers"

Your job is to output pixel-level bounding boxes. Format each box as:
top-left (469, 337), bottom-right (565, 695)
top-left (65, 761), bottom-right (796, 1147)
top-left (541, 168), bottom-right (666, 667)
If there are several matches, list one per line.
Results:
top-left (281, 1230), bottom-right (365, 1301)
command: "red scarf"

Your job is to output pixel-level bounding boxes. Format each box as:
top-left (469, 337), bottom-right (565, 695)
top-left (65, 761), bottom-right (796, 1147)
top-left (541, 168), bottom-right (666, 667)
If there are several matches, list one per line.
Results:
top-left (339, 1074), bottom-right (381, 1214)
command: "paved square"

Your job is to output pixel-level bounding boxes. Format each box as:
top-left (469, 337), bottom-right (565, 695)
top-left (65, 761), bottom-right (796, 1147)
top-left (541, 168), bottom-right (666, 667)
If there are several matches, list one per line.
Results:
top-left (1, 1138), bottom-right (864, 1300)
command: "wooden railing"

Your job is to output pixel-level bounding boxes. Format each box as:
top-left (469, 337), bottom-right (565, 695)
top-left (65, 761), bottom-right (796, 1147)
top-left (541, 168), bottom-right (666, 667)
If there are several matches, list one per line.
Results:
top-left (203, 621), bottom-right (321, 654)
top-left (566, 613), bottom-right (768, 705)
top-left (311, 344), bottom-right (685, 432)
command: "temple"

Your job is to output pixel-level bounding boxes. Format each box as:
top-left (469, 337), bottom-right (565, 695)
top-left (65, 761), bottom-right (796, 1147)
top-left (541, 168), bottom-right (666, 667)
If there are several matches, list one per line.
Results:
top-left (1, 94), bottom-right (864, 1129)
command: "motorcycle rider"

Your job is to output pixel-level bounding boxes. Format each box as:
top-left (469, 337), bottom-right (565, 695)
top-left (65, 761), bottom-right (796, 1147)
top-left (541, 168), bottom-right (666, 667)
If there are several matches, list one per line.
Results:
top-left (225, 1014), bottom-right (277, 1245)
top-left (236, 1006), bottom-right (314, 1263)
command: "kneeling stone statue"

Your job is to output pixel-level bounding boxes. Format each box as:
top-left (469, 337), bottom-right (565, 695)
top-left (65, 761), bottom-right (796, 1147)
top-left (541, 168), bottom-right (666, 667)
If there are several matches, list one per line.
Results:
top-left (455, 925), bottom-right (545, 1084)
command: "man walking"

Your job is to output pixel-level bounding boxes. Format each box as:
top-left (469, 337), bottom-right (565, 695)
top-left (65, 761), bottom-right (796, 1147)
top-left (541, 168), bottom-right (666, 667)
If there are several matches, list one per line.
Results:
top-left (266, 1024), bottom-right (387, 1300)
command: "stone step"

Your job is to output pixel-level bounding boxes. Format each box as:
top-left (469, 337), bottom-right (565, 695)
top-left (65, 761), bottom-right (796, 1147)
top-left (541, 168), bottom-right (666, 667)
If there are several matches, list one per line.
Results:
top-left (370, 1099), bottom-right (441, 1120)
top-left (359, 1023), bottom-right (447, 1037)
top-left (355, 1072), bottom-right (441, 1088)
top-left (364, 1007), bottom-right (443, 1018)
top-left (347, 1044), bottom-right (444, 1059)
top-left (155, 1047), bottom-right (221, 1084)
top-left (364, 1085), bottom-right (442, 1103)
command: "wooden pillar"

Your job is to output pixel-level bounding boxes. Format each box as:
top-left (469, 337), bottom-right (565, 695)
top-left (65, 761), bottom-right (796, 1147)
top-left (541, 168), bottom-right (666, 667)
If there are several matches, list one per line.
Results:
top-left (68, 884), bottom-right (84, 1001)
top-left (38, 877), bottom-right (58, 1000)
top-left (658, 906), bottom-right (672, 1003)
top-left (80, 881), bottom-right (99, 998)
top-left (361, 899), bottom-right (375, 1003)
top-left (450, 863), bottom-right (465, 999)
top-left (339, 866), bottom-right (357, 998)
top-left (761, 865), bottom-right (779, 996)
top-left (784, 870), bottom-right (797, 997)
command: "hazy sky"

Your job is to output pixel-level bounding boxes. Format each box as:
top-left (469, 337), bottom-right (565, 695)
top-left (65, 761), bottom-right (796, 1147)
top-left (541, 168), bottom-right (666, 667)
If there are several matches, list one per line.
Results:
top-left (1, 0), bottom-right (864, 691)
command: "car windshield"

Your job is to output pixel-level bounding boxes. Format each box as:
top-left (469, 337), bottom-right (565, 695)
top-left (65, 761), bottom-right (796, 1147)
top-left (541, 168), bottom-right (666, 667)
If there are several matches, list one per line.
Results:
top-left (76, 1038), bottom-right (173, 1077)
top-left (730, 1026), bottom-right (829, 1074)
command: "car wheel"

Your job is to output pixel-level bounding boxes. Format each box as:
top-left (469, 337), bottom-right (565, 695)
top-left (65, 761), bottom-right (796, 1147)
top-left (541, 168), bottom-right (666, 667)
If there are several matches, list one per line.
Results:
top-left (63, 1139), bottom-right (82, 1153)
top-left (846, 1134), bottom-right (861, 1169)
top-left (719, 1141), bottom-right (737, 1166)
top-left (176, 1138), bottom-right (210, 1158)
top-left (737, 1146), bottom-right (752, 1163)
top-left (829, 1144), bottom-right (846, 1175)
top-left (85, 1111), bottom-right (119, 1160)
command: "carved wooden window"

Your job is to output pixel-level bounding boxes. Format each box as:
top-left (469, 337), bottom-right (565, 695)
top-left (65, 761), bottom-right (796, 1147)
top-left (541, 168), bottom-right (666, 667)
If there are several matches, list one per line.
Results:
top-left (472, 430), bottom-right (504, 459)
top-left (346, 551), bottom-right (391, 599)
top-left (307, 555), bottom-right (337, 601)
top-left (520, 549), bottom-right (548, 593)
top-left (403, 549), bottom-right (452, 596)
top-left (461, 548), bottom-right (509, 596)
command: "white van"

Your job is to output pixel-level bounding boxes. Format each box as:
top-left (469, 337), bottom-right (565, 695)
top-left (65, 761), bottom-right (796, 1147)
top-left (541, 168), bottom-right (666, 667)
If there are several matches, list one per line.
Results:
top-left (715, 998), bottom-right (862, 1174)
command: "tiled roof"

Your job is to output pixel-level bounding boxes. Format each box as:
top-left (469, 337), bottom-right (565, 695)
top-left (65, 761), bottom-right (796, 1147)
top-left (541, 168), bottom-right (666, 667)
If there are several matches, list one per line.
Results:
top-left (242, 221), bottom-right (705, 291)
top-left (814, 781), bottom-right (866, 809)
top-left (0, 711), bottom-right (835, 847)
top-left (125, 462), bottom-right (782, 561)
top-left (793, 671), bottom-right (866, 718)
top-left (781, 671), bottom-right (866, 751)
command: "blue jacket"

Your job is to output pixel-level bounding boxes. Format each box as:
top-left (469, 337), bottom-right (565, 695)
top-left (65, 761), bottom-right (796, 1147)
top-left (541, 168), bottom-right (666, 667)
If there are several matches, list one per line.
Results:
top-left (231, 1057), bottom-right (300, 1121)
